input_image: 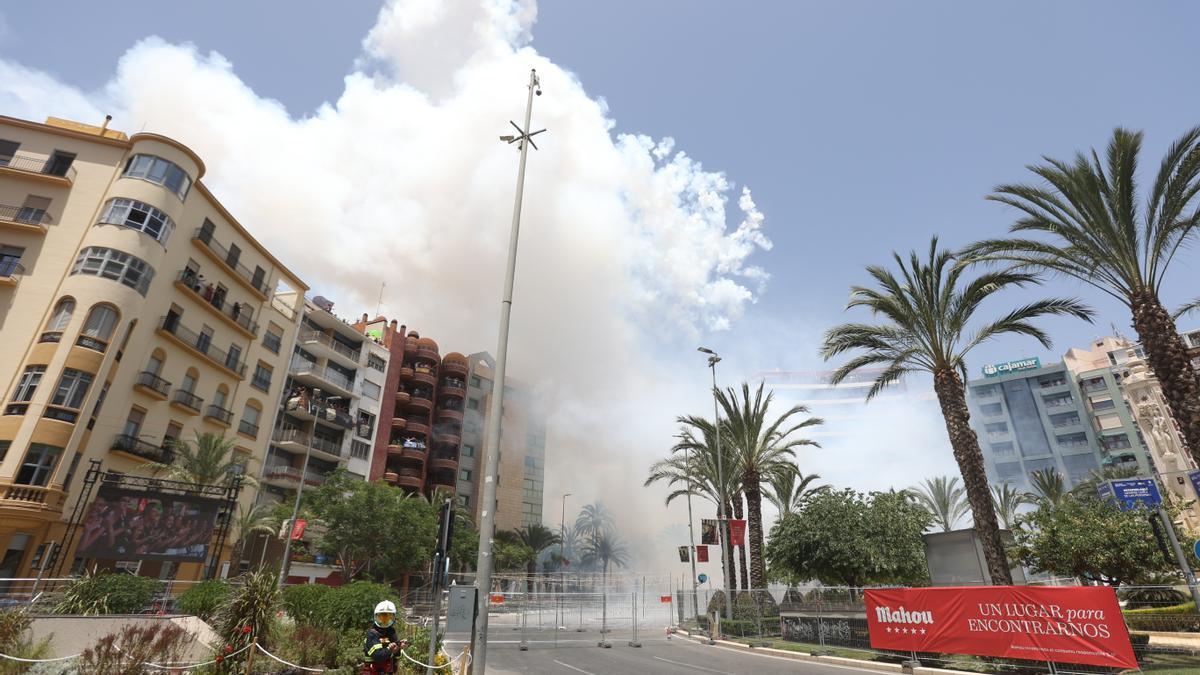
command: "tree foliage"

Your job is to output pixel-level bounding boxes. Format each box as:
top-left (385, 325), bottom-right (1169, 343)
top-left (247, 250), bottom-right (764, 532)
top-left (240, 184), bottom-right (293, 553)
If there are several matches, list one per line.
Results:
top-left (1010, 496), bottom-right (1175, 585)
top-left (765, 488), bottom-right (931, 587)
top-left (908, 476), bottom-right (970, 532)
top-left (146, 432), bottom-right (254, 487)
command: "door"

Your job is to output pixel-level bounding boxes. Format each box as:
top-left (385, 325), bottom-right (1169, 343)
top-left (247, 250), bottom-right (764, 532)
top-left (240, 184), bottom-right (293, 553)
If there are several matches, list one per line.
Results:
top-left (43, 151), bottom-right (75, 177)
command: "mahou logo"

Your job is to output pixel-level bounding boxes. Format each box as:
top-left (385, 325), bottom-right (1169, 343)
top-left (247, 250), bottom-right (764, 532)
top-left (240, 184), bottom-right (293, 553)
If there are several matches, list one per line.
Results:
top-left (875, 606), bottom-right (935, 625)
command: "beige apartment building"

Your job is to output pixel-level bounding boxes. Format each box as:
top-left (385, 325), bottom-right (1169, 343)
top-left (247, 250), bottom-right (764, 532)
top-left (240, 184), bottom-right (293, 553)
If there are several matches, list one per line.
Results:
top-left (0, 115), bottom-right (306, 581)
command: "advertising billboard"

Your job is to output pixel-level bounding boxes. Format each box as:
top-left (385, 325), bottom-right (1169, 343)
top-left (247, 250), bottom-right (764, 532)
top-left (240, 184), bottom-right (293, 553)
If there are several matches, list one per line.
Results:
top-left (865, 586), bottom-right (1136, 669)
top-left (981, 357), bottom-right (1042, 378)
top-left (76, 485), bottom-right (222, 563)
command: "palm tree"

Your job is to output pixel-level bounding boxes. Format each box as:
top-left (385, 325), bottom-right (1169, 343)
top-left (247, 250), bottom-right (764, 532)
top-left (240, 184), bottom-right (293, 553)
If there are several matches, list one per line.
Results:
top-left (715, 382), bottom-right (822, 589)
top-left (232, 504), bottom-right (278, 570)
top-left (765, 465), bottom-right (825, 518)
top-left (582, 531), bottom-right (629, 578)
top-left (1028, 468), bottom-right (1069, 508)
top-left (963, 127), bottom-right (1200, 463)
top-left (991, 483), bottom-right (1032, 530)
top-left (511, 524), bottom-right (561, 591)
top-left (908, 476), bottom-right (971, 532)
top-left (146, 432), bottom-right (256, 487)
top-left (652, 416), bottom-right (745, 589)
top-left (821, 238), bottom-right (1092, 585)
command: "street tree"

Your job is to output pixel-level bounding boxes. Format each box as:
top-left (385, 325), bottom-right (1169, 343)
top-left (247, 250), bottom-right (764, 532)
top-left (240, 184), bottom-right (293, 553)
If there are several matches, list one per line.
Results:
top-left (510, 524), bottom-right (561, 591)
top-left (908, 476), bottom-right (970, 532)
top-left (147, 432), bottom-right (255, 487)
top-left (991, 483), bottom-right (1032, 530)
top-left (716, 382), bottom-right (823, 589)
top-left (964, 126), bottom-right (1200, 463)
top-left (1028, 468), bottom-right (1069, 508)
top-left (821, 237), bottom-right (1092, 584)
top-left (765, 488), bottom-right (931, 588)
top-left (765, 465), bottom-right (825, 518)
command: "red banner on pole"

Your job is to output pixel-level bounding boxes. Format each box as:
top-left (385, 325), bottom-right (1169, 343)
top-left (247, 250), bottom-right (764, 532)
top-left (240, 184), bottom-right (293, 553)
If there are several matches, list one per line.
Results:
top-left (660, 594), bottom-right (672, 604)
top-left (728, 519), bottom-right (746, 546)
top-left (695, 545), bottom-right (709, 563)
top-left (865, 587), bottom-right (1136, 669)
top-left (290, 519), bottom-right (307, 541)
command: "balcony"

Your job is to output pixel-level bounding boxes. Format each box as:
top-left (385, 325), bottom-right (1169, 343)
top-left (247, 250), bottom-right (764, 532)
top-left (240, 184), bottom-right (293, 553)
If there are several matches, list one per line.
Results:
top-left (274, 427), bottom-right (343, 459)
top-left (429, 470), bottom-right (457, 488)
top-left (403, 418), bottom-right (430, 436)
top-left (311, 436), bottom-right (344, 460)
top-left (0, 259), bottom-right (26, 287)
top-left (290, 357), bottom-right (355, 398)
top-left (263, 465), bottom-right (325, 488)
top-left (171, 389), bottom-right (204, 415)
top-left (111, 434), bottom-right (174, 463)
top-left (394, 469), bottom-right (424, 490)
top-left (192, 227), bottom-right (271, 299)
top-left (175, 270), bottom-right (259, 337)
top-left (390, 417), bottom-right (407, 432)
top-left (157, 316), bottom-right (247, 378)
top-left (407, 394), bottom-right (433, 414)
top-left (398, 366), bottom-right (415, 381)
top-left (0, 203), bottom-right (51, 235)
top-left (0, 481), bottom-right (66, 512)
top-left (411, 367), bottom-right (436, 387)
top-left (395, 391), bottom-right (411, 406)
top-left (439, 379), bottom-right (466, 398)
top-left (205, 404), bottom-right (234, 427)
top-left (238, 419), bottom-right (259, 438)
top-left (133, 371), bottom-right (171, 400)
top-left (299, 330), bottom-right (360, 369)
top-left (0, 152), bottom-right (76, 184)
top-left (441, 357), bottom-right (468, 378)
top-left (436, 407), bottom-right (464, 423)
top-left (435, 430), bottom-right (461, 446)
top-left (430, 453), bottom-right (458, 471)
top-left (415, 346), bottom-right (440, 364)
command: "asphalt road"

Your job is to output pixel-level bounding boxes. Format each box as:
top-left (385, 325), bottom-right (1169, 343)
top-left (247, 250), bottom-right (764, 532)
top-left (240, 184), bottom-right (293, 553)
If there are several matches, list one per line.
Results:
top-left (446, 631), bottom-right (882, 675)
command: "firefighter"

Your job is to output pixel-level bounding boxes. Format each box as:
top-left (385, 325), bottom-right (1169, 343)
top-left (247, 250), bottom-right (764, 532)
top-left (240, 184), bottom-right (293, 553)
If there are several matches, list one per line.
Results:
top-left (363, 600), bottom-right (409, 674)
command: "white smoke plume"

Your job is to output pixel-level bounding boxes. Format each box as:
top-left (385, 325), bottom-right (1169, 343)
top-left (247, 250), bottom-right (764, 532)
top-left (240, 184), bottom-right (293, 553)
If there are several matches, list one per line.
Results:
top-left (0, 0), bottom-right (779, 571)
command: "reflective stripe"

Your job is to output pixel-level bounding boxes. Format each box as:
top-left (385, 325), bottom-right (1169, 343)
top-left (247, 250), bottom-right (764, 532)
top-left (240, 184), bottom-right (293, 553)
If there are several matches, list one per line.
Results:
top-left (367, 643), bottom-right (384, 655)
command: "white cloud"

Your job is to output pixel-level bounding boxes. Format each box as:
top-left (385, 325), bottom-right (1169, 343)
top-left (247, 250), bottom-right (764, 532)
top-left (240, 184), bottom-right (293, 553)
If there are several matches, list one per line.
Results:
top-left (0, 0), bottom-right (778, 571)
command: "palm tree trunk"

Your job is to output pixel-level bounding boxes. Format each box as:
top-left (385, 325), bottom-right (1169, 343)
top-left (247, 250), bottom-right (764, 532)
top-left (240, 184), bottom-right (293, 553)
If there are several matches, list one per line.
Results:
top-left (932, 368), bottom-right (1013, 585)
top-left (743, 471), bottom-right (766, 589)
top-left (1131, 291), bottom-right (1200, 464)
top-left (731, 497), bottom-right (748, 591)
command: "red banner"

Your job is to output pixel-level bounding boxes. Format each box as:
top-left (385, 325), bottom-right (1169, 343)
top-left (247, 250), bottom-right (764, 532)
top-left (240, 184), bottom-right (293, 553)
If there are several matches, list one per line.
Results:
top-left (696, 545), bottom-right (709, 563)
top-left (728, 519), bottom-right (746, 546)
top-left (290, 519), bottom-right (307, 541)
top-left (865, 587), bottom-right (1136, 669)
top-left (660, 595), bottom-right (672, 604)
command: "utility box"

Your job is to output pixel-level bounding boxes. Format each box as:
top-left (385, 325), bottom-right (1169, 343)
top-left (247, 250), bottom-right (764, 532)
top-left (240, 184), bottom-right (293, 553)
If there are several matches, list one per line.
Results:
top-left (446, 587), bottom-right (478, 634)
top-left (923, 528), bottom-right (1027, 586)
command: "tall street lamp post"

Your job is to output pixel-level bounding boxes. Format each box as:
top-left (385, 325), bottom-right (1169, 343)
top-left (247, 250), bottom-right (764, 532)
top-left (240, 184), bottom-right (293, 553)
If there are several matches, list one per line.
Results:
top-left (681, 436), bottom-right (701, 623)
top-left (278, 389), bottom-right (335, 589)
top-left (698, 347), bottom-right (732, 621)
top-left (472, 68), bottom-right (545, 675)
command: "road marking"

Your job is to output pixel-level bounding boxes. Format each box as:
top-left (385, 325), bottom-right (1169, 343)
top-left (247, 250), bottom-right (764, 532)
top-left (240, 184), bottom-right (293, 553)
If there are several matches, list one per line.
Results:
top-left (684, 639), bottom-right (893, 674)
top-left (653, 656), bottom-right (736, 674)
top-left (553, 659), bottom-right (596, 675)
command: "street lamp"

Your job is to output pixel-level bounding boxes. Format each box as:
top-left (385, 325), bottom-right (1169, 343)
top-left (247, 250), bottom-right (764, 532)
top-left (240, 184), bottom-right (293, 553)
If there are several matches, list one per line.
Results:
top-left (697, 347), bottom-right (732, 621)
top-left (678, 433), bottom-right (701, 625)
top-left (473, 68), bottom-right (545, 675)
top-left (277, 389), bottom-right (339, 589)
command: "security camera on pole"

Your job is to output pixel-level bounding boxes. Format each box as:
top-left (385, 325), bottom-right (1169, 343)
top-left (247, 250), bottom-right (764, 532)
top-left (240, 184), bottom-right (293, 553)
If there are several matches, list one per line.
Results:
top-left (471, 68), bottom-right (545, 675)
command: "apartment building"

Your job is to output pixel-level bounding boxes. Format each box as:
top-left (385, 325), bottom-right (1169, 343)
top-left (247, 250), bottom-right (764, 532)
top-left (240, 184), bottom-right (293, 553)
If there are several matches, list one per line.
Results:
top-left (353, 317), bottom-right (465, 498)
top-left (966, 354), bottom-right (1151, 492)
top-left (258, 297), bottom-right (390, 507)
top-left (0, 115), bottom-right (306, 580)
top-left (457, 352), bottom-right (545, 531)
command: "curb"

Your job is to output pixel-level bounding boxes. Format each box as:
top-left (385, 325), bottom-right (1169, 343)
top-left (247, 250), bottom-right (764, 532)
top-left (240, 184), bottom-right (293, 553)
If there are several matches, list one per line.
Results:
top-left (673, 629), bottom-right (904, 674)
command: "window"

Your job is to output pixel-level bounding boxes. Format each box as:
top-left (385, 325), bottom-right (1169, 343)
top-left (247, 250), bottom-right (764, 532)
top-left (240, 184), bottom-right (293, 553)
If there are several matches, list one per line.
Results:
top-left (0, 441), bottom-right (9, 462)
top-left (251, 363), bottom-right (272, 392)
top-left (971, 385), bottom-right (997, 398)
top-left (979, 402), bottom-right (1002, 416)
top-left (42, 297), bottom-right (74, 340)
top-left (357, 411), bottom-right (376, 438)
top-left (0, 245), bottom-right (24, 277)
top-left (367, 354), bottom-right (386, 372)
top-left (225, 344), bottom-right (243, 372)
top-left (984, 422), bottom-right (1008, 435)
top-left (15, 444), bottom-right (61, 486)
top-left (17, 195), bottom-right (51, 225)
top-left (122, 407), bottom-right (145, 438)
top-left (181, 371), bottom-right (198, 393)
top-left (0, 139), bottom-right (18, 164)
top-left (469, 376), bottom-right (482, 388)
top-left (70, 247), bottom-right (155, 296)
top-left (146, 353), bottom-right (164, 375)
top-left (51, 369), bottom-right (93, 410)
top-left (459, 468), bottom-right (472, 482)
top-left (990, 442), bottom-right (1015, 457)
top-left (78, 305), bottom-right (119, 351)
top-left (0, 534), bottom-right (30, 580)
top-left (44, 151), bottom-right (75, 177)
top-left (457, 494), bottom-right (470, 508)
top-left (467, 398), bottom-right (480, 411)
top-left (11, 366), bottom-right (45, 403)
top-left (97, 198), bottom-right (174, 243)
top-left (239, 403), bottom-right (261, 437)
top-left (122, 154), bottom-right (192, 200)
top-left (362, 380), bottom-right (381, 400)
top-left (1092, 398), bottom-right (1116, 411)
top-left (164, 422), bottom-right (183, 448)
top-left (461, 444), bottom-right (475, 458)
top-left (263, 327), bottom-right (283, 354)
top-left (350, 440), bottom-right (371, 460)
top-left (213, 388), bottom-right (228, 411)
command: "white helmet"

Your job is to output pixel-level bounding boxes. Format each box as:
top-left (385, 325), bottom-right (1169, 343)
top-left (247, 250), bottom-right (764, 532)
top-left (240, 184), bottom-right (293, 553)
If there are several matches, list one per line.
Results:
top-left (374, 600), bottom-right (397, 628)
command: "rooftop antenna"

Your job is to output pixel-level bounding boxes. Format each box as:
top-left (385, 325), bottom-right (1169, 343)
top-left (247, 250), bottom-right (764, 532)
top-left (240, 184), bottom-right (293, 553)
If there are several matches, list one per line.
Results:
top-left (375, 281), bottom-right (385, 317)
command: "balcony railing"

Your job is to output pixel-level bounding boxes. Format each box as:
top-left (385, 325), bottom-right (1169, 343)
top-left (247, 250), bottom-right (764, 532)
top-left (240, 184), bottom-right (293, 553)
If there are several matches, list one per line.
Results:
top-left (0, 152), bottom-right (77, 182)
top-left (0, 259), bottom-right (26, 279)
top-left (238, 419), bottom-right (259, 438)
top-left (111, 434), bottom-right (174, 463)
top-left (263, 465), bottom-right (325, 486)
top-left (172, 389), bottom-right (204, 413)
top-left (205, 405), bottom-right (234, 425)
top-left (290, 357), bottom-right (354, 392)
top-left (192, 227), bottom-right (270, 297)
top-left (158, 316), bottom-right (247, 376)
top-left (312, 436), bottom-right (343, 457)
top-left (0, 203), bottom-right (50, 228)
top-left (135, 371), bottom-right (171, 397)
top-left (177, 270), bottom-right (258, 335)
top-left (299, 330), bottom-right (361, 362)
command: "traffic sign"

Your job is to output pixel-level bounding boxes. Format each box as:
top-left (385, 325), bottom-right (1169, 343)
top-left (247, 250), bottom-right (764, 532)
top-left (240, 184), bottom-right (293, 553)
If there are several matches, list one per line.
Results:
top-left (698, 573), bottom-right (708, 584)
top-left (1194, 540), bottom-right (1200, 562)
top-left (1101, 478), bottom-right (1162, 511)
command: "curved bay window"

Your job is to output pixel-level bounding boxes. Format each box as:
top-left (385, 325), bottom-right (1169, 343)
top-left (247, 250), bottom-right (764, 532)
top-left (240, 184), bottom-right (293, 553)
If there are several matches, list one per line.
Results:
top-left (4, 365), bottom-right (45, 416)
top-left (70, 247), bottom-right (156, 296)
top-left (97, 198), bottom-right (174, 243)
top-left (77, 305), bottom-right (119, 352)
top-left (122, 154), bottom-right (192, 201)
top-left (15, 444), bottom-right (62, 486)
top-left (40, 297), bottom-right (74, 343)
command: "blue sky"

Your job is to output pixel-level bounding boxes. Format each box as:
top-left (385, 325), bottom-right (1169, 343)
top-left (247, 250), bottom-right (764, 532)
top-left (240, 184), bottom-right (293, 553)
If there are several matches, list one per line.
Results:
top-left (4, 1), bottom-right (1200, 551)
top-left (5, 1), bottom-right (1198, 372)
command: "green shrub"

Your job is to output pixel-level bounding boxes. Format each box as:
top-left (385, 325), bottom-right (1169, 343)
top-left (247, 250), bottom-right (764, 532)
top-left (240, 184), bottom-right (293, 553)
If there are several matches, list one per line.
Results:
top-left (54, 572), bottom-right (159, 615)
top-left (211, 568), bottom-right (280, 667)
top-left (178, 580), bottom-right (230, 621)
top-left (1122, 601), bottom-right (1200, 632)
top-left (76, 623), bottom-right (187, 675)
top-left (277, 623), bottom-right (342, 668)
top-left (283, 582), bottom-right (333, 626)
top-left (317, 581), bottom-right (397, 631)
top-left (1119, 586), bottom-right (1189, 610)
